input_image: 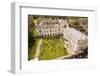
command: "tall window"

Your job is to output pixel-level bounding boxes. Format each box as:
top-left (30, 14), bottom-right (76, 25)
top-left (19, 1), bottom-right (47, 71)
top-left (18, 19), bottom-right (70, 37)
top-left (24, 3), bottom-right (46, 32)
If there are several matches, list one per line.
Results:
top-left (50, 30), bottom-right (52, 32)
top-left (39, 30), bottom-right (41, 32)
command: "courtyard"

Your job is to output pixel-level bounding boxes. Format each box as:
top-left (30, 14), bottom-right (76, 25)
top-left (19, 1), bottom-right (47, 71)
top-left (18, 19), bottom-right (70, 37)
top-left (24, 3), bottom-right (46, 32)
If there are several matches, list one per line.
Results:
top-left (28, 36), bottom-right (69, 61)
top-left (39, 36), bottom-right (68, 60)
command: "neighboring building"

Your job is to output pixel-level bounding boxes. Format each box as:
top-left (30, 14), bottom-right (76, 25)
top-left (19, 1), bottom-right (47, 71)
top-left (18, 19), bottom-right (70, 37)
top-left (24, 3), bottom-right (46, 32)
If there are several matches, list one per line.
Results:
top-left (78, 18), bottom-right (88, 26)
top-left (28, 15), bottom-right (34, 32)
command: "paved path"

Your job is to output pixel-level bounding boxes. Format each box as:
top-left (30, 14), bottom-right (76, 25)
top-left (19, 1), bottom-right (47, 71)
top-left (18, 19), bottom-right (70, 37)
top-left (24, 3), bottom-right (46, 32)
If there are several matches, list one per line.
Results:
top-left (67, 47), bottom-right (75, 55)
top-left (34, 39), bottom-right (42, 58)
top-left (55, 54), bottom-right (74, 60)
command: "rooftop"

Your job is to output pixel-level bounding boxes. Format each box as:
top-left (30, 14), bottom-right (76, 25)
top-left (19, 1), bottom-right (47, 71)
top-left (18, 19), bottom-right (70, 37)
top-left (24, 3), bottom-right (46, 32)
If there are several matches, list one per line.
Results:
top-left (64, 27), bottom-right (87, 41)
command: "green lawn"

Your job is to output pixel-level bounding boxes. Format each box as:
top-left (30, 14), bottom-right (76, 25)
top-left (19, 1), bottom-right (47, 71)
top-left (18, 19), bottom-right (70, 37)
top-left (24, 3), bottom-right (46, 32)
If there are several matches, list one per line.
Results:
top-left (39, 37), bottom-right (68, 60)
top-left (28, 38), bottom-right (40, 61)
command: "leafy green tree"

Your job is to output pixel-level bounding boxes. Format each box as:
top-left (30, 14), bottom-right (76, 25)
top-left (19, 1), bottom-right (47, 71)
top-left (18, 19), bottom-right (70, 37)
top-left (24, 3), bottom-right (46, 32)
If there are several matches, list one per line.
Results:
top-left (28, 31), bottom-right (35, 53)
top-left (32, 29), bottom-right (38, 38)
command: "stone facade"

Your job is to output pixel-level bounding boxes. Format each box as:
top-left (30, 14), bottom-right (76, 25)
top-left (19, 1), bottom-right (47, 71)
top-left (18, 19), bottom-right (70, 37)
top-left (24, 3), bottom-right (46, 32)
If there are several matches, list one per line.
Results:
top-left (36, 19), bottom-right (67, 37)
top-left (63, 27), bottom-right (88, 52)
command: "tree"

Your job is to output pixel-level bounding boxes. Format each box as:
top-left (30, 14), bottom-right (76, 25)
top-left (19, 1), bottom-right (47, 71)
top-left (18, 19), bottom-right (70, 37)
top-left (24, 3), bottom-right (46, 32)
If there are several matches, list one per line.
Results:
top-left (28, 31), bottom-right (35, 53)
top-left (32, 29), bottom-right (38, 38)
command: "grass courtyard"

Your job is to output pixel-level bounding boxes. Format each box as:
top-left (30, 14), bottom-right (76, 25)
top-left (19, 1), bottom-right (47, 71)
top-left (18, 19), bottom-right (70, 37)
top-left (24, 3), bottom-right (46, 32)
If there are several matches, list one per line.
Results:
top-left (39, 36), bottom-right (68, 60)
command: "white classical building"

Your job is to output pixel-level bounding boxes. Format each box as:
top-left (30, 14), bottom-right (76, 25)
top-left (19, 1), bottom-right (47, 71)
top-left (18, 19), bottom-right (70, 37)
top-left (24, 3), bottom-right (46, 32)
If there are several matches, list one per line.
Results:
top-left (36, 18), bottom-right (88, 52)
top-left (36, 19), bottom-right (67, 37)
top-left (63, 27), bottom-right (88, 52)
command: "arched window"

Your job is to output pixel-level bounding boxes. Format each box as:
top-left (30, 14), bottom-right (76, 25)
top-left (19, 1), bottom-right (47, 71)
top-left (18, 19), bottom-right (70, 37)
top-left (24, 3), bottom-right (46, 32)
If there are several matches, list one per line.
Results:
top-left (50, 30), bottom-right (52, 32)
top-left (44, 30), bottom-right (46, 33)
top-left (64, 24), bottom-right (66, 28)
top-left (53, 34), bottom-right (55, 36)
top-left (39, 30), bottom-right (41, 32)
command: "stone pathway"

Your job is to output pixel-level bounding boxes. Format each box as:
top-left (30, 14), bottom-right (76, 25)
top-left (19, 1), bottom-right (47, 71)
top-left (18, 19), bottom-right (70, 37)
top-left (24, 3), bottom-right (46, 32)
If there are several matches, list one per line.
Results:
top-left (34, 39), bottom-right (42, 58)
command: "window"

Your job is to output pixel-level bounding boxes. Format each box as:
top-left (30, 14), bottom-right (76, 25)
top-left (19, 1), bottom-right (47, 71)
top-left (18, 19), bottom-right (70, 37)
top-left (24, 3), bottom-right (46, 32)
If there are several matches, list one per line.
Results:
top-left (39, 30), bottom-right (41, 32)
top-left (44, 30), bottom-right (46, 33)
top-left (50, 30), bottom-right (52, 32)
